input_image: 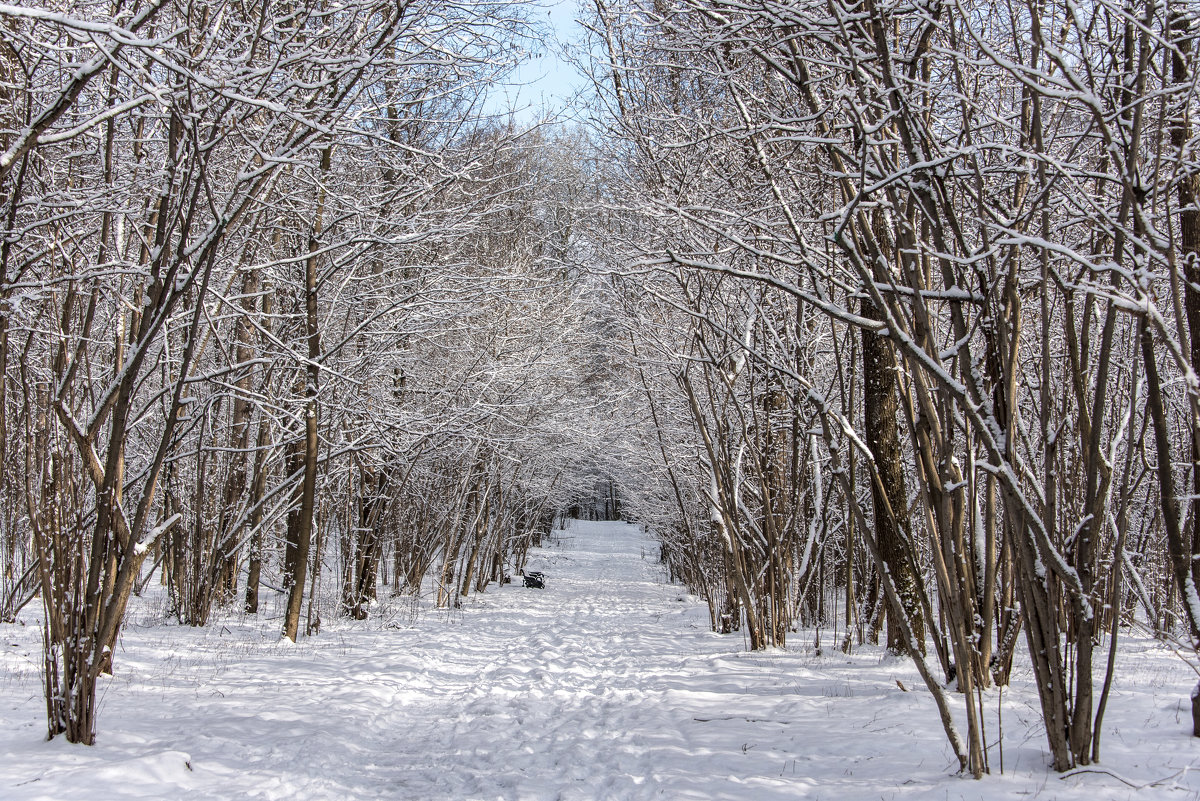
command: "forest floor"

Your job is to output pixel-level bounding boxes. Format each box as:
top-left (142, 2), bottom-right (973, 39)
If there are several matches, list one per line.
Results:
top-left (2, 520), bottom-right (1199, 800)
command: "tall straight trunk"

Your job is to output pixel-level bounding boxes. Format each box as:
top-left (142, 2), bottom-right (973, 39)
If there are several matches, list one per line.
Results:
top-left (243, 412), bottom-right (271, 613)
top-left (438, 464), bottom-right (480, 608)
top-left (757, 379), bottom-right (790, 646)
top-left (860, 298), bottom-right (923, 653)
top-left (1170, 3), bottom-right (1200, 735)
top-left (460, 490), bottom-right (489, 597)
top-left (243, 285), bottom-right (274, 613)
top-left (282, 431), bottom-right (304, 593)
top-left (0, 313), bottom-right (9, 582)
top-left (214, 269), bottom-right (259, 605)
top-left (282, 146), bottom-right (329, 642)
top-left (345, 466), bottom-right (384, 618)
top-left (980, 475), bottom-right (998, 674)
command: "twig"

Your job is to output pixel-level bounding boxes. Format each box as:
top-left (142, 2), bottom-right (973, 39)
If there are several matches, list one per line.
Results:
top-left (1060, 766), bottom-right (1186, 789)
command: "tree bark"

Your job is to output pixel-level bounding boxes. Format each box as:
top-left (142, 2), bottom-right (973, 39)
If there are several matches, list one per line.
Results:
top-left (282, 146), bottom-right (329, 642)
top-left (861, 298), bottom-right (923, 653)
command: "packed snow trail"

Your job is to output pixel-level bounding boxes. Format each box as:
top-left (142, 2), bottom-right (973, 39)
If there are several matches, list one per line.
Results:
top-left (3, 520), bottom-right (1199, 800)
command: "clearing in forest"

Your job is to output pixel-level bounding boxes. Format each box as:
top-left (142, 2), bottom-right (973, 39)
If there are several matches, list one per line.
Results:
top-left (1, 520), bottom-right (1197, 800)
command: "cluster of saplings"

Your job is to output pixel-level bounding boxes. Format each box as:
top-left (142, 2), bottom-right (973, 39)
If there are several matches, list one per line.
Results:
top-left (592, 0), bottom-right (1200, 780)
top-left (0, 0), bottom-right (618, 747)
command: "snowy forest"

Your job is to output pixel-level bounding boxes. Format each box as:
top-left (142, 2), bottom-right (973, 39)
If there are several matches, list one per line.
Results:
top-left (3, 0), bottom-right (1200, 797)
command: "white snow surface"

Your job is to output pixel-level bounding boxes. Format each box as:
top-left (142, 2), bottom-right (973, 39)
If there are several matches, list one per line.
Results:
top-left (2, 520), bottom-right (1199, 800)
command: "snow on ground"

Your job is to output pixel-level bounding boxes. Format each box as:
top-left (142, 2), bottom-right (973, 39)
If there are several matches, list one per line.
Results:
top-left (2, 520), bottom-right (1199, 800)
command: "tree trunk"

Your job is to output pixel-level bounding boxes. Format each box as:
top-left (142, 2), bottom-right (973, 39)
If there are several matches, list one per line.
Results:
top-left (244, 413), bottom-right (271, 614)
top-left (860, 298), bottom-right (923, 653)
top-left (282, 146), bottom-right (329, 642)
top-left (214, 269), bottom-right (259, 606)
top-left (1169, 3), bottom-right (1200, 736)
top-left (243, 285), bottom-right (274, 614)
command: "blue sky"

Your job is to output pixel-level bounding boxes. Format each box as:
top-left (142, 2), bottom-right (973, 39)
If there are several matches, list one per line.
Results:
top-left (485, 1), bottom-right (588, 120)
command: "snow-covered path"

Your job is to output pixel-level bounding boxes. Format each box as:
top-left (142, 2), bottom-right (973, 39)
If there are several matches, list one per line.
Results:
top-left (3, 520), bottom-right (1199, 800)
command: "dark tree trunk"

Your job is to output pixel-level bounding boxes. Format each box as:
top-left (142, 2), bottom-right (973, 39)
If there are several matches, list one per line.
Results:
top-left (860, 298), bottom-right (923, 653)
